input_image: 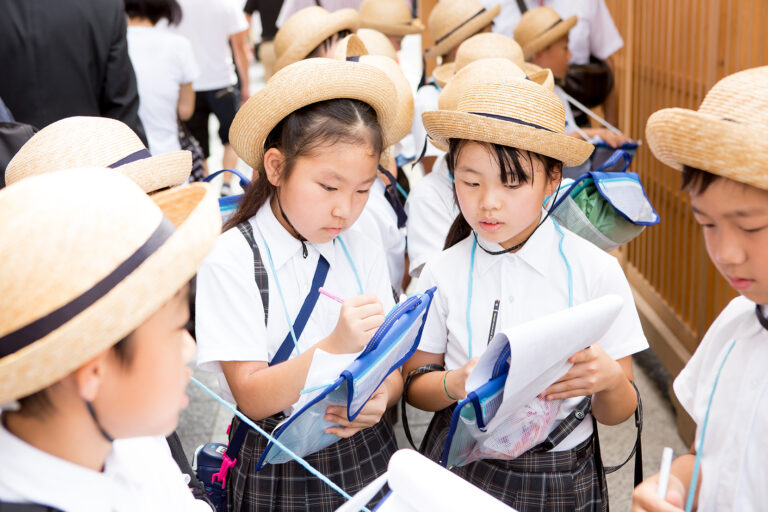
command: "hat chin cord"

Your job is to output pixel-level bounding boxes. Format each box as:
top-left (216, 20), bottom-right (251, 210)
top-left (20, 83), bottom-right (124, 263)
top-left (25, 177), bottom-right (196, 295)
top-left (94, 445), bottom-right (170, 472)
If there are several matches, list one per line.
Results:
top-left (85, 401), bottom-right (114, 443)
top-left (276, 189), bottom-right (309, 259)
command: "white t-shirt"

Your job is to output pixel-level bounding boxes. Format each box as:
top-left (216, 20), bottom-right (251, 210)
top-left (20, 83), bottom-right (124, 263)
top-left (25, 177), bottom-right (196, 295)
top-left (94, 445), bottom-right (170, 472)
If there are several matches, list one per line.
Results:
top-left (171, 0), bottom-right (249, 91)
top-left (411, 82), bottom-right (447, 162)
top-left (405, 155), bottom-right (458, 277)
top-left (276, 0), bottom-right (363, 28)
top-left (0, 423), bottom-right (211, 511)
top-left (416, 216), bottom-right (648, 450)
top-left (673, 297), bottom-right (768, 512)
top-left (481, 0), bottom-right (624, 64)
top-left (351, 178), bottom-right (406, 294)
top-left (127, 26), bottom-right (199, 155)
top-left (195, 200), bottom-right (395, 403)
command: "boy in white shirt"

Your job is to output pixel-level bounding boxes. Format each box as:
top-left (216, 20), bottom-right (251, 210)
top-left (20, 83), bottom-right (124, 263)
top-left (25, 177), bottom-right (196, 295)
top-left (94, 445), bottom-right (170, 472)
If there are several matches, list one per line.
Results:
top-left (632, 66), bottom-right (768, 511)
top-left (0, 169), bottom-right (220, 511)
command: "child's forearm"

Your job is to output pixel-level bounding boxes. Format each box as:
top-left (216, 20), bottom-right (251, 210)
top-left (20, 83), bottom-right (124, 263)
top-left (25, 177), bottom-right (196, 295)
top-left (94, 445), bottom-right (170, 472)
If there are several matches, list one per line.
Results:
top-left (671, 453), bottom-right (698, 509)
top-left (383, 371), bottom-right (404, 408)
top-left (591, 373), bottom-right (638, 425)
top-left (405, 371), bottom-right (455, 412)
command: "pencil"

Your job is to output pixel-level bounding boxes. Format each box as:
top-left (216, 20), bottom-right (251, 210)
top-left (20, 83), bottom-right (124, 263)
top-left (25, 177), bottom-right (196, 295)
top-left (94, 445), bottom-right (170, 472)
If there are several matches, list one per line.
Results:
top-left (487, 299), bottom-right (500, 344)
top-left (318, 287), bottom-right (345, 304)
top-left (657, 447), bottom-right (674, 499)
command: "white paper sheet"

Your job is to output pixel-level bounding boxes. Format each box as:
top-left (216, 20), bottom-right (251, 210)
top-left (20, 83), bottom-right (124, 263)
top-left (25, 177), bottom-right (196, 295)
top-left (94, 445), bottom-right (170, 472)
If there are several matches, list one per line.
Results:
top-left (476, 294), bottom-right (624, 434)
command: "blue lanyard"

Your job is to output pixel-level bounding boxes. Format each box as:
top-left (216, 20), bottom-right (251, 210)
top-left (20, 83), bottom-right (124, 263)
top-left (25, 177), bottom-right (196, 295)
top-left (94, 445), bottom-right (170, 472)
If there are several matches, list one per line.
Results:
top-left (685, 339), bottom-right (737, 512)
top-left (465, 219), bottom-right (573, 359)
top-left (256, 226), bottom-right (363, 356)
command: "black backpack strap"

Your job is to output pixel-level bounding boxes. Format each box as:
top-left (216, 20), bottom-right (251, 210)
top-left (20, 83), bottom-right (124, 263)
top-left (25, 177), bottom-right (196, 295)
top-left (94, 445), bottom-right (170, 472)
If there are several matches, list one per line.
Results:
top-left (599, 380), bottom-right (643, 486)
top-left (237, 221), bottom-right (269, 326)
top-left (515, 0), bottom-right (528, 14)
top-left (401, 363), bottom-right (446, 449)
top-left (0, 503), bottom-right (61, 511)
top-left (529, 395), bottom-right (592, 453)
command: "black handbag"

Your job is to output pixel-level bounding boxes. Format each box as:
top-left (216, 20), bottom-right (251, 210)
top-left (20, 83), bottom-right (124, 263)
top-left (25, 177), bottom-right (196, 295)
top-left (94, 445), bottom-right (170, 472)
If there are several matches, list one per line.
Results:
top-left (563, 55), bottom-right (615, 108)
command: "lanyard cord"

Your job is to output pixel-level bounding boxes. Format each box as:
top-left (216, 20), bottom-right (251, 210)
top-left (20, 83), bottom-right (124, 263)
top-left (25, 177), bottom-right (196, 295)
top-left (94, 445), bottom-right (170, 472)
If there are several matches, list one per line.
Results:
top-left (465, 219), bottom-right (574, 358)
top-left (684, 339), bottom-right (737, 512)
top-left (256, 225), bottom-right (363, 356)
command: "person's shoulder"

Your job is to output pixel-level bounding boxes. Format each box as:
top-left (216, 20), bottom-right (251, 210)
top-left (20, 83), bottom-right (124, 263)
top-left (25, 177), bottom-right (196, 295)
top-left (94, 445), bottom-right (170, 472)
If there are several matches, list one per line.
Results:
top-left (422, 236), bottom-right (472, 276)
top-left (708, 296), bottom-right (757, 335)
top-left (202, 221), bottom-right (253, 270)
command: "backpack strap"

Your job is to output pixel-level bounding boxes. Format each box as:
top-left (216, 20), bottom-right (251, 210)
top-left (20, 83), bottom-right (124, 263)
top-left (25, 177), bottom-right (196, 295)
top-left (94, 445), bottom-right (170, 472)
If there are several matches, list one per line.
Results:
top-left (401, 363), bottom-right (446, 450)
top-left (236, 221), bottom-right (269, 326)
top-left (515, 0), bottom-right (528, 13)
top-left (599, 380), bottom-right (644, 486)
top-left (0, 503), bottom-right (61, 511)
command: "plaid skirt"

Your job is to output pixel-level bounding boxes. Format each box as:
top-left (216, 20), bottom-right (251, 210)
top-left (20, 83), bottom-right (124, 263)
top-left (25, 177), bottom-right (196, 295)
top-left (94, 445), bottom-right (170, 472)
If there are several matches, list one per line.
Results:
top-left (226, 413), bottom-right (397, 512)
top-left (420, 407), bottom-right (608, 512)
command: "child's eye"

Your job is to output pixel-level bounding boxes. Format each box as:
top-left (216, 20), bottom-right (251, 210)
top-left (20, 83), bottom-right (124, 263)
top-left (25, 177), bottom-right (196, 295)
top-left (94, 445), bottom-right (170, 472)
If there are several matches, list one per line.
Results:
top-left (504, 183), bottom-right (522, 190)
top-left (462, 180), bottom-right (479, 188)
top-left (320, 183), bottom-right (337, 192)
top-left (741, 225), bottom-right (766, 233)
top-left (357, 188), bottom-right (371, 195)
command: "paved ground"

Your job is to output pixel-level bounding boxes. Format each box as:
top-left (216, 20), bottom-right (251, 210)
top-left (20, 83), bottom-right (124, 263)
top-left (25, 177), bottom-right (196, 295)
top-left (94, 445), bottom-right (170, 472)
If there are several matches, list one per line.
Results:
top-left (178, 39), bottom-right (688, 511)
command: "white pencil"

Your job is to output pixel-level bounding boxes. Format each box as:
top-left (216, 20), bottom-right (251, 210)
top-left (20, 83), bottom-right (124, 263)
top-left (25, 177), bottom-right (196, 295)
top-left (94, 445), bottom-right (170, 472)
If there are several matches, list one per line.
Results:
top-left (657, 447), bottom-right (674, 499)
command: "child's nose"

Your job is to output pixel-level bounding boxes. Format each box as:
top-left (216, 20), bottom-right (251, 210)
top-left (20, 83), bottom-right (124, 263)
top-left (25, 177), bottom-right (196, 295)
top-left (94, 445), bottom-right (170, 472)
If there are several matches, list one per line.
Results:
top-left (181, 331), bottom-right (196, 365)
top-left (712, 230), bottom-right (747, 266)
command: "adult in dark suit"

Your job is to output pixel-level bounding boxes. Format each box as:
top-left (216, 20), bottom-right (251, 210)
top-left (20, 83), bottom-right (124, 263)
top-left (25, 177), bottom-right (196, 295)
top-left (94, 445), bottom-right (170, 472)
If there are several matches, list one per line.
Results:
top-left (0, 0), bottom-right (147, 144)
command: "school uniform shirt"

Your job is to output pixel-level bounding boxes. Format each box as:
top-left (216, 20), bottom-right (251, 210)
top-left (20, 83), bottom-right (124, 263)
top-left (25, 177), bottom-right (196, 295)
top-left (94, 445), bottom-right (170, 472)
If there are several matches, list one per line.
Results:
top-left (405, 156), bottom-right (459, 278)
top-left (0, 423), bottom-right (211, 511)
top-left (195, 200), bottom-right (395, 403)
top-left (127, 26), bottom-right (199, 155)
top-left (411, 82), bottom-right (446, 163)
top-left (417, 216), bottom-right (648, 450)
top-left (673, 297), bottom-right (768, 511)
top-left (480, 0), bottom-right (624, 64)
top-left (351, 178), bottom-right (406, 294)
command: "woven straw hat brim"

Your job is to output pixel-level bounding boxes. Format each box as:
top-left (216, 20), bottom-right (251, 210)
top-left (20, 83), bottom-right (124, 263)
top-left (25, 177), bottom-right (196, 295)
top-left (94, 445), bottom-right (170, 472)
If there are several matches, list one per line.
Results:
top-left (361, 18), bottom-right (425, 35)
top-left (356, 29), bottom-right (398, 60)
top-left (0, 170), bottom-right (221, 405)
top-left (423, 110), bottom-right (594, 166)
top-left (646, 108), bottom-right (768, 191)
top-left (425, 5), bottom-right (500, 59)
top-left (433, 62), bottom-right (456, 88)
top-left (229, 58), bottom-right (398, 171)
top-left (274, 8), bottom-right (360, 72)
top-left (521, 15), bottom-right (577, 59)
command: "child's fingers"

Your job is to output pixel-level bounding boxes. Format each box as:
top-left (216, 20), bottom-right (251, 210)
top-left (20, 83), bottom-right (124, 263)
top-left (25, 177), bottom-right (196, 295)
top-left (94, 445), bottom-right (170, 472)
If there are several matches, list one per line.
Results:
top-left (358, 314), bottom-right (386, 333)
top-left (325, 425), bottom-right (362, 438)
top-left (344, 293), bottom-right (382, 308)
top-left (568, 346), bottom-right (596, 364)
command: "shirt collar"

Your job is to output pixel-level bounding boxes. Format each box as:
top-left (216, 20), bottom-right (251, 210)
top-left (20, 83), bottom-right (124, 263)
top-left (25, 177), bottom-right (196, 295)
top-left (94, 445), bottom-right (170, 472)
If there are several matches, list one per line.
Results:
top-left (253, 198), bottom-right (337, 270)
top-left (474, 213), bottom-right (557, 277)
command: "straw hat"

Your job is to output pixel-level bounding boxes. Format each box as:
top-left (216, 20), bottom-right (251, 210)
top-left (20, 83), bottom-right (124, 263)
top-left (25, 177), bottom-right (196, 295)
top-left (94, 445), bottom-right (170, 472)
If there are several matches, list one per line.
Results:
top-left (646, 66), bottom-right (768, 191)
top-left (356, 28), bottom-right (398, 60)
top-left (424, 0), bottom-right (501, 59)
top-left (229, 58), bottom-right (398, 171)
top-left (334, 35), bottom-right (414, 142)
top-left (359, 0), bottom-right (424, 36)
top-left (423, 77), bottom-right (594, 166)
top-left (438, 58), bottom-right (554, 111)
top-left (433, 33), bottom-right (524, 88)
top-left (273, 6), bottom-right (360, 72)
top-left (513, 6), bottom-right (577, 60)
top-left (5, 117), bottom-right (190, 192)
top-left (0, 169), bottom-right (220, 405)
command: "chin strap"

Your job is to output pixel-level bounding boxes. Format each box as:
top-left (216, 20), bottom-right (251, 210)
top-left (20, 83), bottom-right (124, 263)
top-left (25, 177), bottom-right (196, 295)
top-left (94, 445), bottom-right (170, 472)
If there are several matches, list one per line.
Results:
top-left (85, 401), bottom-right (114, 443)
top-left (276, 190), bottom-right (308, 259)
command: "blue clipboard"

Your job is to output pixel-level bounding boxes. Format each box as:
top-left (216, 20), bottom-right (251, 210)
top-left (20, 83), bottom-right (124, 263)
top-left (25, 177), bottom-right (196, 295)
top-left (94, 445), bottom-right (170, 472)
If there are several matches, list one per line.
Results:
top-left (256, 287), bottom-right (437, 469)
top-left (441, 344), bottom-right (510, 468)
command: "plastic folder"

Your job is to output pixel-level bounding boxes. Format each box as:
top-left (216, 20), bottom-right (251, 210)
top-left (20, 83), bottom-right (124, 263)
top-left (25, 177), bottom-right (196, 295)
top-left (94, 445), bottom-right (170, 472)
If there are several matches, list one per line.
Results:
top-left (256, 287), bottom-right (437, 469)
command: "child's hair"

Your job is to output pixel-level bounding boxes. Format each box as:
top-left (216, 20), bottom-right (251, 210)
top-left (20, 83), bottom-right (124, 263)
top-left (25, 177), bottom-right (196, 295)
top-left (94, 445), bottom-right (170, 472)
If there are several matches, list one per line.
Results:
top-left (308, 30), bottom-right (353, 58)
top-left (682, 165), bottom-right (719, 195)
top-left (224, 98), bottom-right (384, 231)
top-left (124, 0), bottom-right (182, 25)
top-left (444, 139), bottom-right (562, 249)
top-left (15, 335), bottom-right (135, 417)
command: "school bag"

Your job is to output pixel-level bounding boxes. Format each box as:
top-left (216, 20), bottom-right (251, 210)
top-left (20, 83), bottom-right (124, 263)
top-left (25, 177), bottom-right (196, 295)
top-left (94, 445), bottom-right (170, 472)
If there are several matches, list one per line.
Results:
top-left (551, 149), bottom-right (660, 252)
top-left (202, 169), bottom-right (251, 224)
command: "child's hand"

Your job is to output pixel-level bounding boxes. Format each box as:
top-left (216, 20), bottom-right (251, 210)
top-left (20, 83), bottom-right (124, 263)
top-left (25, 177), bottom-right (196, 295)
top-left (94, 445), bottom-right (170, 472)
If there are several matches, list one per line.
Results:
top-left (444, 357), bottom-right (479, 401)
top-left (541, 345), bottom-right (624, 400)
top-left (631, 472), bottom-right (686, 511)
top-left (584, 127), bottom-right (632, 148)
top-left (326, 294), bottom-right (384, 354)
top-left (324, 388), bottom-right (388, 438)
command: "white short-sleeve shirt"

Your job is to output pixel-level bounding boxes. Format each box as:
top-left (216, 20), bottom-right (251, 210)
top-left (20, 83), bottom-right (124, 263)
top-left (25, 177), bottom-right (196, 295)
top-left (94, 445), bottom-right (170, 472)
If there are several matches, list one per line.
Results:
top-left (481, 0), bottom-right (624, 64)
top-left (351, 178), bottom-right (406, 294)
top-left (0, 424), bottom-right (211, 511)
top-left (195, 200), bottom-right (395, 402)
top-left (127, 26), bottom-right (199, 155)
top-left (405, 156), bottom-right (459, 277)
top-left (416, 217), bottom-right (648, 450)
top-left (172, 0), bottom-right (248, 91)
top-left (411, 83), bottom-right (447, 162)
top-left (673, 297), bottom-right (768, 511)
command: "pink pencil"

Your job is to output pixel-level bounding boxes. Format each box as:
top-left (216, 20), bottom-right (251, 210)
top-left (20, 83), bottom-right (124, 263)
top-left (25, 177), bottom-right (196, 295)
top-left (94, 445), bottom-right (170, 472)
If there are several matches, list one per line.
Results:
top-left (318, 287), bottom-right (345, 304)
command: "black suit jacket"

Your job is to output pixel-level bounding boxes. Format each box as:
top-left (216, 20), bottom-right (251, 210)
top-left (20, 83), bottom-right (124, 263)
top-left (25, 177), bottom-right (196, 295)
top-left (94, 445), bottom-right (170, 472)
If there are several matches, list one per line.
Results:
top-left (0, 0), bottom-right (147, 143)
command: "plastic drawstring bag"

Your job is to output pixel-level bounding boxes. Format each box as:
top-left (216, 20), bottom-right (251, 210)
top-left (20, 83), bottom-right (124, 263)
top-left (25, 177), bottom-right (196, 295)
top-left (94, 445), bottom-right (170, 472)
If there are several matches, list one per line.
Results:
top-left (256, 288), bottom-right (436, 469)
top-left (551, 150), bottom-right (660, 252)
top-left (203, 169), bottom-right (250, 224)
top-left (590, 141), bottom-right (638, 170)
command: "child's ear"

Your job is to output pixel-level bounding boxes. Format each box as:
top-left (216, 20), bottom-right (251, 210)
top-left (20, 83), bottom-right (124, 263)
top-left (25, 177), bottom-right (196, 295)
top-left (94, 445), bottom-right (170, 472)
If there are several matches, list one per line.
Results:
top-left (263, 148), bottom-right (286, 187)
top-left (73, 350), bottom-right (111, 402)
top-left (544, 164), bottom-right (564, 196)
